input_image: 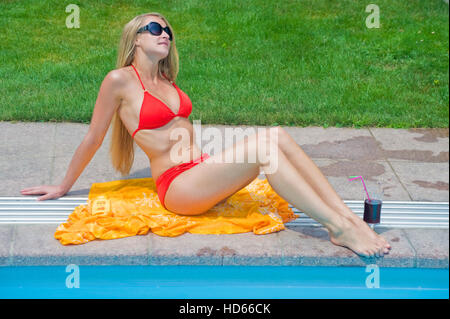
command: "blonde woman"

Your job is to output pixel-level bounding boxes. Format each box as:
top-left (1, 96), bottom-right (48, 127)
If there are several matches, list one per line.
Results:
top-left (21, 12), bottom-right (391, 258)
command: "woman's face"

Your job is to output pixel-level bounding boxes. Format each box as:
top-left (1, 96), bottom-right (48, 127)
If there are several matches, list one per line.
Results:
top-left (135, 16), bottom-right (171, 61)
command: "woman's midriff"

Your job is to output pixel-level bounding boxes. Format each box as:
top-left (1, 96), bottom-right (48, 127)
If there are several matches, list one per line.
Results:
top-left (149, 144), bottom-right (204, 183)
top-left (123, 112), bottom-right (204, 205)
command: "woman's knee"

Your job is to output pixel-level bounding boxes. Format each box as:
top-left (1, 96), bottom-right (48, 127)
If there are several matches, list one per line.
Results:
top-left (268, 126), bottom-right (287, 148)
top-left (254, 127), bottom-right (281, 166)
top-left (256, 126), bottom-right (284, 147)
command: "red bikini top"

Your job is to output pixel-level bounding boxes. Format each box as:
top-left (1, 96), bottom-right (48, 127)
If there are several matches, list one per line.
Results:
top-left (130, 64), bottom-right (192, 138)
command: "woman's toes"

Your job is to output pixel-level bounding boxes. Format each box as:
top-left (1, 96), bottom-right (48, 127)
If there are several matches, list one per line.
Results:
top-left (374, 246), bottom-right (382, 257)
top-left (360, 250), bottom-right (371, 258)
top-left (380, 242), bottom-right (389, 252)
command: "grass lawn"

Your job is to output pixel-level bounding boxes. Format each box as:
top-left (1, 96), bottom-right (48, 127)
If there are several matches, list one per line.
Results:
top-left (0, 0), bottom-right (448, 128)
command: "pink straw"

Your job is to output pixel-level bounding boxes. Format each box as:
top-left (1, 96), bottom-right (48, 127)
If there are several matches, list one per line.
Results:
top-left (348, 175), bottom-right (371, 201)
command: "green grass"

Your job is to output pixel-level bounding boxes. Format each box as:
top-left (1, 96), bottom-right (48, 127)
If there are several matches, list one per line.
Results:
top-left (0, 0), bottom-right (448, 128)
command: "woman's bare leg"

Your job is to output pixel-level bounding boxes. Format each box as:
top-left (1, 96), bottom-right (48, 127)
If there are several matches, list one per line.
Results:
top-left (260, 141), bottom-right (389, 258)
top-left (275, 127), bottom-right (391, 253)
top-left (167, 129), bottom-right (389, 257)
top-left (275, 128), bottom-right (354, 217)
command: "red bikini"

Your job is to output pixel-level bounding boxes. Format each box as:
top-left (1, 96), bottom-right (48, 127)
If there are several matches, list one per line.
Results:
top-left (130, 64), bottom-right (192, 137)
top-left (130, 64), bottom-right (209, 210)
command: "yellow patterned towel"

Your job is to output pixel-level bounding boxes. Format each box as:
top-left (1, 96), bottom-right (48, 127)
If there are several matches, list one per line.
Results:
top-left (54, 177), bottom-right (298, 245)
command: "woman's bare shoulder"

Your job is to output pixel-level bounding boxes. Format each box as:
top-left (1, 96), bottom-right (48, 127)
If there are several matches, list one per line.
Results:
top-left (105, 66), bottom-right (132, 85)
top-left (99, 66), bottom-right (134, 100)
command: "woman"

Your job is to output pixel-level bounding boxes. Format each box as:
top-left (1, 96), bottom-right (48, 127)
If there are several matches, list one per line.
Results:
top-left (21, 12), bottom-right (391, 258)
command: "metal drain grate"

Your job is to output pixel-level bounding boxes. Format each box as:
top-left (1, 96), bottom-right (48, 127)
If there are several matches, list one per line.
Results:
top-left (0, 197), bottom-right (448, 228)
top-left (0, 197), bottom-right (88, 224)
top-left (287, 200), bottom-right (449, 229)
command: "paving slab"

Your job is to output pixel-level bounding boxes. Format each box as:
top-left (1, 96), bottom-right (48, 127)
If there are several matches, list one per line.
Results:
top-left (53, 122), bottom-right (91, 157)
top-left (370, 128), bottom-right (449, 163)
top-left (283, 126), bottom-right (373, 150)
top-left (148, 231), bottom-right (283, 266)
top-left (220, 232), bottom-right (283, 266)
top-left (0, 225), bottom-right (14, 266)
top-left (389, 161), bottom-right (449, 202)
top-left (312, 159), bottom-right (412, 201)
top-left (279, 226), bottom-right (416, 267)
top-left (50, 156), bottom-right (152, 197)
top-left (373, 228), bottom-right (418, 267)
top-left (2, 154), bottom-right (53, 196)
top-left (148, 233), bottom-right (226, 265)
top-left (10, 224), bottom-right (149, 266)
top-left (285, 126), bottom-right (378, 161)
top-left (0, 122), bottom-right (448, 268)
top-left (51, 154), bottom-right (126, 196)
top-left (403, 228), bottom-right (449, 268)
top-left (13, 125), bottom-right (152, 197)
top-left (279, 225), bottom-right (359, 267)
top-left (0, 122), bottom-right (56, 158)
top-left (0, 224), bottom-right (447, 268)
top-left (1, 122), bottom-right (448, 202)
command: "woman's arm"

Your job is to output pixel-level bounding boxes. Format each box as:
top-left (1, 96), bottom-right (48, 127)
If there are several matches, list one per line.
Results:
top-left (20, 69), bottom-right (125, 201)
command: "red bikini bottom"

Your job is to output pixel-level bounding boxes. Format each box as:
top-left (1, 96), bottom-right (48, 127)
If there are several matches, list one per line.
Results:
top-left (155, 153), bottom-right (210, 209)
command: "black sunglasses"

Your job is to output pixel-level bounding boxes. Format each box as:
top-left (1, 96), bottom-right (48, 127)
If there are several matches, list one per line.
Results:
top-left (137, 22), bottom-right (173, 41)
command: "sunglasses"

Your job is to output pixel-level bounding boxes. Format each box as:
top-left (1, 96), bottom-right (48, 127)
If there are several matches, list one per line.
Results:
top-left (137, 22), bottom-right (173, 41)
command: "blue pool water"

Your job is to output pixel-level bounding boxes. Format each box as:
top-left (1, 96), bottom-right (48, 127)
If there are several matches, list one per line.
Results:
top-left (0, 265), bottom-right (448, 299)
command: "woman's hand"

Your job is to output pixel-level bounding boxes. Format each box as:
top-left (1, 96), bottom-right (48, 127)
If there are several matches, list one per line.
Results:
top-left (20, 185), bottom-right (68, 201)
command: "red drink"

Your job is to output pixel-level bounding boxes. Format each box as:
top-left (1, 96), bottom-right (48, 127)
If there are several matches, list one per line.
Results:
top-left (363, 199), bottom-right (382, 225)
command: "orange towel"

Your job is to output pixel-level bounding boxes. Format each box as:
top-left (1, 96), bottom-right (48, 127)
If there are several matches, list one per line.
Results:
top-left (54, 177), bottom-right (298, 245)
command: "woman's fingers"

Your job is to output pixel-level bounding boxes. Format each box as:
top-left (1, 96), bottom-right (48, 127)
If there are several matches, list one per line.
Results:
top-left (21, 185), bottom-right (64, 201)
top-left (21, 186), bottom-right (40, 191)
top-left (21, 186), bottom-right (51, 198)
top-left (20, 185), bottom-right (61, 202)
top-left (21, 188), bottom-right (44, 194)
top-left (37, 194), bottom-right (53, 201)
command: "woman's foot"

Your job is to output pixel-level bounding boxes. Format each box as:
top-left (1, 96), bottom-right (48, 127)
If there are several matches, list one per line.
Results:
top-left (329, 216), bottom-right (391, 258)
top-left (337, 207), bottom-right (392, 251)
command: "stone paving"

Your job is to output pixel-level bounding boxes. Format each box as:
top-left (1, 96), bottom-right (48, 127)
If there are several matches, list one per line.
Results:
top-left (0, 122), bottom-right (448, 267)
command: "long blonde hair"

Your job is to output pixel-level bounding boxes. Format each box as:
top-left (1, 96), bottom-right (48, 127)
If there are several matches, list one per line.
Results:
top-left (110, 12), bottom-right (179, 176)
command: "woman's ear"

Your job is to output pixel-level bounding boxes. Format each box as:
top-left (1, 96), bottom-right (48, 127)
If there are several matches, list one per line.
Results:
top-left (134, 36), bottom-right (140, 48)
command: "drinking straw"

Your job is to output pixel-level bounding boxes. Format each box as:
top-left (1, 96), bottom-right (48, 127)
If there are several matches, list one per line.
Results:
top-left (348, 175), bottom-right (371, 201)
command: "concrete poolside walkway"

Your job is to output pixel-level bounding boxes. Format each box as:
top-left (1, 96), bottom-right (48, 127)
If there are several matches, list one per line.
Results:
top-left (0, 121), bottom-right (448, 268)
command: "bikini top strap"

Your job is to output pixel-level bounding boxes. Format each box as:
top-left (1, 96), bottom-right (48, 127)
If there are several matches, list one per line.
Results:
top-left (131, 64), bottom-right (174, 89)
top-left (130, 64), bottom-right (146, 91)
top-left (162, 72), bottom-right (174, 84)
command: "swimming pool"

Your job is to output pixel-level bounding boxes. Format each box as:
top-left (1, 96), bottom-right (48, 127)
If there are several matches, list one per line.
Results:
top-left (0, 265), bottom-right (448, 299)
